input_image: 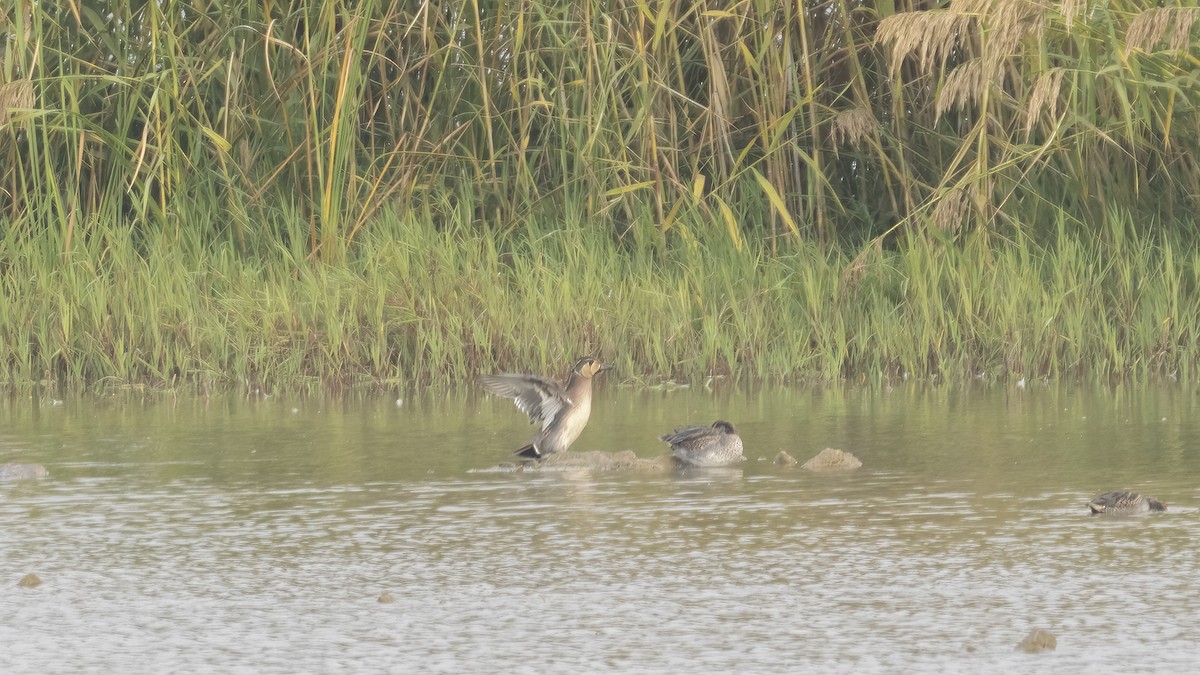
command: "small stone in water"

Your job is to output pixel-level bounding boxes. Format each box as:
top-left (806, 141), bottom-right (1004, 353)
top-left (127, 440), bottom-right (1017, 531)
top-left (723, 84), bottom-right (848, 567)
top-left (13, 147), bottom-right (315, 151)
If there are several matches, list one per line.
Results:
top-left (1016, 629), bottom-right (1057, 653)
top-left (0, 463), bottom-right (49, 480)
top-left (378, 591), bottom-right (396, 604)
top-left (773, 451), bottom-right (798, 466)
top-left (18, 573), bottom-right (42, 588)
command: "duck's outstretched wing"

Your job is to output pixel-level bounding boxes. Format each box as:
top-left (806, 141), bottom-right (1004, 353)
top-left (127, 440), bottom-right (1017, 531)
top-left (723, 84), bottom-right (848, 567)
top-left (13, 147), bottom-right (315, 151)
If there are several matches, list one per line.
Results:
top-left (479, 374), bottom-right (571, 430)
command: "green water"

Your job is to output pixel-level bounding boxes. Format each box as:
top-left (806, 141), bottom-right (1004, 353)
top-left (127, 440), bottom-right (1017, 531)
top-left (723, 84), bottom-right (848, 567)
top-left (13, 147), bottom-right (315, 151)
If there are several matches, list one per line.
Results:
top-left (2, 383), bottom-right (1198, 672)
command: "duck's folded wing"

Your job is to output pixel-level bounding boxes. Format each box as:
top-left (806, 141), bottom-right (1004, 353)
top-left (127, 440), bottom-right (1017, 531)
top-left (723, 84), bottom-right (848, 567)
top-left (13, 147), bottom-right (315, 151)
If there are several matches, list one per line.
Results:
top-left (659, 425), bottom-right (711, 444)
top-left (479, 374), bottom-right (570, 428)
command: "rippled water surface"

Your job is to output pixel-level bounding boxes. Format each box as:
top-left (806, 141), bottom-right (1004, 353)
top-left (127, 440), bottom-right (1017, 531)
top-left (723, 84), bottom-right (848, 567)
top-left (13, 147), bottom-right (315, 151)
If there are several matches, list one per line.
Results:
top-left (3, 384), bottom-right (1200, 673)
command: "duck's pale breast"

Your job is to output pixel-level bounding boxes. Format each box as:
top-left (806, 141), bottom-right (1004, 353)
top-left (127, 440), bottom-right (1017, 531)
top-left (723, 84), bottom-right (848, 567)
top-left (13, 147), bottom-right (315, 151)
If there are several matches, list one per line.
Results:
top-left (541, 393), bottom-right (592, 454)
top-left (561, 396), bottom-right (592, 444)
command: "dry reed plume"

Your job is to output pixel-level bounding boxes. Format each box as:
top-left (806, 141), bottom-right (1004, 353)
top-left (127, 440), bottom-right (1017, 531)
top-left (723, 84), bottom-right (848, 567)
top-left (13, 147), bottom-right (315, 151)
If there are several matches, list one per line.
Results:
top-left (0, 79), bottom-right (34, 126)
top-left (1126, 7), bottom-right (1200, 54)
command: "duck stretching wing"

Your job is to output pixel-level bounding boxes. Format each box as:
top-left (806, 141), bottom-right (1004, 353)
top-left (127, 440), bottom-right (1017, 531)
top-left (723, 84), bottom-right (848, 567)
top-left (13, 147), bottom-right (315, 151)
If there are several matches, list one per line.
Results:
top-left (479, 373), bottom-right (572, 431)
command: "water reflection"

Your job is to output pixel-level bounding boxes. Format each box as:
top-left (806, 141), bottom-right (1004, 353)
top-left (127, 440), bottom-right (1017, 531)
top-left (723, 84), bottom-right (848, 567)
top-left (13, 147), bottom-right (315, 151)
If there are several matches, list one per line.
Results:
top-left (2, 384), bottom-right (1199, 672)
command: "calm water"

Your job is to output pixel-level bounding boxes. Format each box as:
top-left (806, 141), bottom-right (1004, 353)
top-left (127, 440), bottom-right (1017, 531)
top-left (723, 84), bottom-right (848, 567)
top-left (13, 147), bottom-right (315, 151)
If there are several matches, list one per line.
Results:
top-left (2, 383), bottom-right (1199, 673)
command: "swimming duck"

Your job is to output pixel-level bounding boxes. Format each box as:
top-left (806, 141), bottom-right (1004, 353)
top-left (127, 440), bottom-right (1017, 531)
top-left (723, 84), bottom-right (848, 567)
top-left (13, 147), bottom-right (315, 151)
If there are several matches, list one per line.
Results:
top-left (479, 356), bottom-right (614, 459)
top-left (660, 420), bottom-right (745, 467)
top-left (1087, 490), bottom-right (1166, 515)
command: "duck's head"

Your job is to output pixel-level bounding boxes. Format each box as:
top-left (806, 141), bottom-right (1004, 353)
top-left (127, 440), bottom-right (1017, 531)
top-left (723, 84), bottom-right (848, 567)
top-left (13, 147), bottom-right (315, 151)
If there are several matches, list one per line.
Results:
top-left (573, 356), bottom-right (615, 379)
top-left (712, 420), bottom-right (737, 434)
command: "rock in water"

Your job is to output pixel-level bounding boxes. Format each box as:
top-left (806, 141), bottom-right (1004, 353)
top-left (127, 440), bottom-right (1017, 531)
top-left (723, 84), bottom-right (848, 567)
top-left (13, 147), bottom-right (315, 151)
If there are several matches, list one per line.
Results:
top-left (18, 573), bottom-right (42, 588)
top-left (774, 451), bottom-right (798, 466)
top-left (377, 591), bottom-right (396, 604)
top-left (1016, 629), bottom-right (1057, 653)
top-left (531, 450), bottom-right (674, 472)
top-left (801, 448), bottom-right (862, 472)
top-left (0, 463), bottom-right (49, 481)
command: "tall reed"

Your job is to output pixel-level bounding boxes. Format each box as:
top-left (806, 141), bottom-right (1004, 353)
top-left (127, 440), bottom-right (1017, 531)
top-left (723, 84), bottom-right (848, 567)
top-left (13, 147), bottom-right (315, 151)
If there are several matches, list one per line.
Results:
top-left (3, 1), bottom-right (1198, 254)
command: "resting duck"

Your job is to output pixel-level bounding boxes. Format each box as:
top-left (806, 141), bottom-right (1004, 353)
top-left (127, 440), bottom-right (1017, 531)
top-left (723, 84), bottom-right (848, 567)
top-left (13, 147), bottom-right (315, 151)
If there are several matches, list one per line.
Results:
top-left (660, 420), bottom-right (745, 467)
top-left (1087, 490), bottom-right (1166, 515)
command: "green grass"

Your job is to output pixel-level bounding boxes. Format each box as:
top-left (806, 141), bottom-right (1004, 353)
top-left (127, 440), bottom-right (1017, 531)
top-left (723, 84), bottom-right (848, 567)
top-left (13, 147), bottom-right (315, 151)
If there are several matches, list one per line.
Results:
top-left (3, 201), bottom-right (1198, 393)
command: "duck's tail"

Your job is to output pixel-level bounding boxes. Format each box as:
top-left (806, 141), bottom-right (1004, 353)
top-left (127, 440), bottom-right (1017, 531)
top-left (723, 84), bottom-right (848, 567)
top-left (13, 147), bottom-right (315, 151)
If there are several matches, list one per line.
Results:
top-left (514, 444), bottom-right (541, 459)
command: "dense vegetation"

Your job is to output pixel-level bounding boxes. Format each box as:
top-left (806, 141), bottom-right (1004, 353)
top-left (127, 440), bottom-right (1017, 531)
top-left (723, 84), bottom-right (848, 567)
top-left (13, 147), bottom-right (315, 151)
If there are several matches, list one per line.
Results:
top-left (1, 1), bottom-right (1198, 391)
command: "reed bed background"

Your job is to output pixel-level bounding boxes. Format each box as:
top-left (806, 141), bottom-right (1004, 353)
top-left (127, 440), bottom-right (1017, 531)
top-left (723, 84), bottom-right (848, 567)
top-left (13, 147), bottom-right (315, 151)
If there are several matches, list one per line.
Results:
top-left (1, 0), bottom-right (1199, 391)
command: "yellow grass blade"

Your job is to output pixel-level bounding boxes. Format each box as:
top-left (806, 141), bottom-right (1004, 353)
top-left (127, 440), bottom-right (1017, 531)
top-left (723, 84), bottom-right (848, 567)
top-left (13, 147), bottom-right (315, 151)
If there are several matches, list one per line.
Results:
top-left (751, 168), bottom-right (799, 238)
top-left (606, 181), bottom-right (656, 197)
top-left (713, 194), bottom-right (744, 251)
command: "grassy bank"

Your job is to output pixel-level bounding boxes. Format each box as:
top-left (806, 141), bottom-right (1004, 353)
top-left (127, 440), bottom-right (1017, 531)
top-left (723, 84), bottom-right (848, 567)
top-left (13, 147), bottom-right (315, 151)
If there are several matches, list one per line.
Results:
top-left (3, 203), bottom-right (1198, 393)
